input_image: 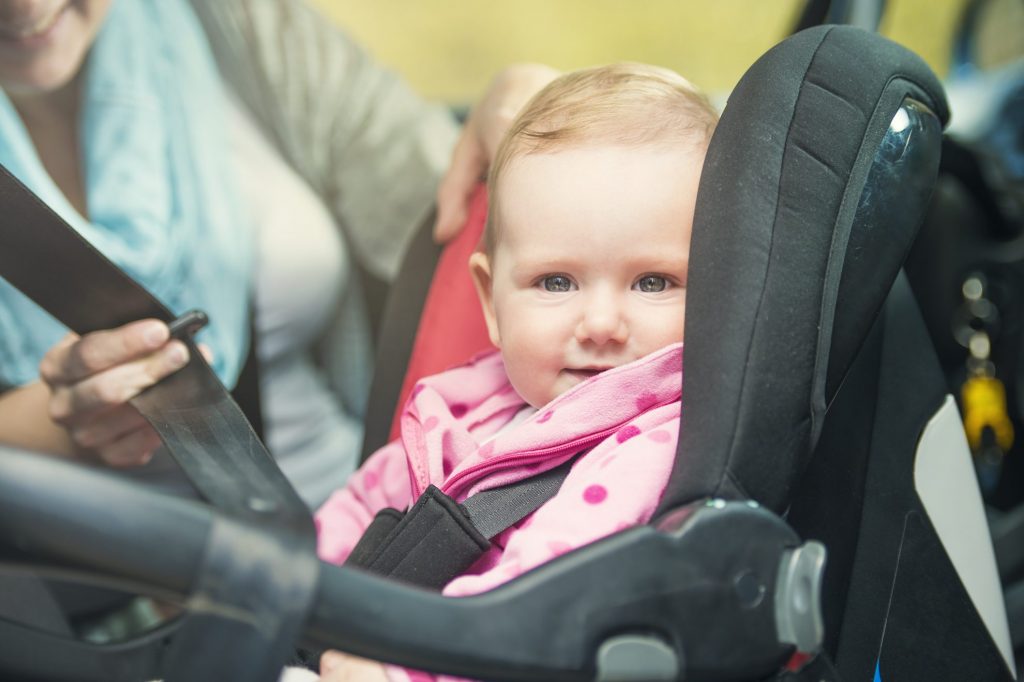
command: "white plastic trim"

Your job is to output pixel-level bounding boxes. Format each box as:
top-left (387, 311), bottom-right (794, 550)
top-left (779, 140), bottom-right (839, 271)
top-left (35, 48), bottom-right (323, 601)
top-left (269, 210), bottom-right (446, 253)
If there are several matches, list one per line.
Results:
top-left (914, 395), bottom-right (1015, 677)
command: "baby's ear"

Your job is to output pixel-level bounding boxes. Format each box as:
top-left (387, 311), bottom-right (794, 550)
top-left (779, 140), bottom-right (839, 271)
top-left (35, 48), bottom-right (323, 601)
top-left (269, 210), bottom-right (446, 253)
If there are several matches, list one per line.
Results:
top-left (468, 251), bottom-right (501, 348)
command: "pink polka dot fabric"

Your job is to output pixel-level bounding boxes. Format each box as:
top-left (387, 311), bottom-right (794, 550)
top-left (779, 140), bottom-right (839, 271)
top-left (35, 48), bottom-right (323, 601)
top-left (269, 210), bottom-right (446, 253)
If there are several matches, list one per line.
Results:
top-left (616, 425), bottom-right (641, 443)
top-left (315, 342), bottom-right (684, 672)
top-left (584, 484), bottom-right (608, 504)
top-left (648, 429), bottom-right (673, 443)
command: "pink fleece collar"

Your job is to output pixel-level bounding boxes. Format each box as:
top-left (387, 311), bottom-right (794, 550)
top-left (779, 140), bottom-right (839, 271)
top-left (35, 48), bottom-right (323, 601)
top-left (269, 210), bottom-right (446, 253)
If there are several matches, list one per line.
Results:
top-left (400, 343), bottom-right (683, 500)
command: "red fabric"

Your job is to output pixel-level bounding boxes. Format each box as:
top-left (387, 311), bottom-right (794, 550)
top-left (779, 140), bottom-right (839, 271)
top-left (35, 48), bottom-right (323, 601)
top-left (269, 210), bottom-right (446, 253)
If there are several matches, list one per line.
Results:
top-left (388, 185), bottom-right (494, 440)
top-left (784, 651), bottom-right (812, 672)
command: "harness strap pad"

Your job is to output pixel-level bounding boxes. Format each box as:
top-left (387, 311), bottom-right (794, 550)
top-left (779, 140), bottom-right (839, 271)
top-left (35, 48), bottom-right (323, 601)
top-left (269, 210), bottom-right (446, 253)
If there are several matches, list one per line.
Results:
top-left (348, 486), bottom-right (490, 591)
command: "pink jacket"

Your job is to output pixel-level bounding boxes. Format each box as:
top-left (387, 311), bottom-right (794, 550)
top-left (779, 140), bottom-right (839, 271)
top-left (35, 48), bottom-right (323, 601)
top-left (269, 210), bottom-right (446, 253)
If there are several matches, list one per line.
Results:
top-left (315, 343), bottom-right (682, 680)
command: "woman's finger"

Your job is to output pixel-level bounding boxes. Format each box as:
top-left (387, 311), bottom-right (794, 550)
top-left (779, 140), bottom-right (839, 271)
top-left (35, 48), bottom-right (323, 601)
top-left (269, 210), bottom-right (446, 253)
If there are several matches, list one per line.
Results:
top-left (433, 64), bottom-right (559, 244)
top-left (318, 650), bottom-right (388, 682)
top-left (97, 424), bottom-right (163, 468)
top-left (319, 650), bottom-right (347, 674)
top-left (39, 319), bottom-right (171, 386)
top-left (38, 332), bottom-right (81, 387)
top-left (196, 343), bottom-right (214, 364)
top-left (47, 341), bottom-right (190, 424)
top-left (67, 403), bottom-right (151, 451)
top-left (434, 123), bottom-right (486, 243)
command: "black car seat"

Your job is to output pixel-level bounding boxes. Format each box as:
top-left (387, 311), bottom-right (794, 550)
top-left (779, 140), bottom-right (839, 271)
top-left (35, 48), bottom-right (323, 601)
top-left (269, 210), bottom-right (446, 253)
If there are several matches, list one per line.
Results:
top-left (360, 22), bottom-right (1016, 680)
top-left (0, 24), bottom-right (1014, 682)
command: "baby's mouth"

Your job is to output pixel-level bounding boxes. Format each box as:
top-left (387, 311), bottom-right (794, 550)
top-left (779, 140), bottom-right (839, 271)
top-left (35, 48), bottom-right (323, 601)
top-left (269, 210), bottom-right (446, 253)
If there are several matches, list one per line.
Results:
top-left (564, 367), bottom-right (612, 382)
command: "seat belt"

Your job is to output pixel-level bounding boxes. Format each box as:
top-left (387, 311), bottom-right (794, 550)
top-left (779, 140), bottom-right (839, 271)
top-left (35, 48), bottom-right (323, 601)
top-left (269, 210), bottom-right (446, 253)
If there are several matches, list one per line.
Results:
top-left (0, 164), bottom-right (293, 521)
top-left (0, 163), bottom-right (317, 682)
top-left (347, 456), bottom-right (578, 590)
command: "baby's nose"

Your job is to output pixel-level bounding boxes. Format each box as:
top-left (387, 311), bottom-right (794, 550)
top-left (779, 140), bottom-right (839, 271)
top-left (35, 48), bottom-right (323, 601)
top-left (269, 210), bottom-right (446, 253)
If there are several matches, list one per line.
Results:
top-left (575, 294), bottom-right (628, 345)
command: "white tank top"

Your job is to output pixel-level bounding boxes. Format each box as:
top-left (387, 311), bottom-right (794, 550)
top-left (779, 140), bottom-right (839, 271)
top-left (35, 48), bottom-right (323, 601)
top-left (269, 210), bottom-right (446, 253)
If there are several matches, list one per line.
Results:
top-left (128, 93), bottom-right (370, 509)
top-left (232, 91), bottom-right (372, 508)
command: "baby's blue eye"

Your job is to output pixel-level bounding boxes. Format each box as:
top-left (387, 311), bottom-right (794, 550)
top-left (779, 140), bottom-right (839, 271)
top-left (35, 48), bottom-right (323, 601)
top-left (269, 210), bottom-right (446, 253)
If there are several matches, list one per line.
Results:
top-left (542, 275), bottom-right (573, 292)
top-left (636, 275), bottom-right (668, 293)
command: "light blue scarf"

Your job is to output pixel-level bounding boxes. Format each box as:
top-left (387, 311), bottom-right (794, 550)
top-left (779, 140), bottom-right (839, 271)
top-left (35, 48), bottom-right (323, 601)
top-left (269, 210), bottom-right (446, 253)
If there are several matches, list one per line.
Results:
top-left (0, 0), bottom-right (252, 388)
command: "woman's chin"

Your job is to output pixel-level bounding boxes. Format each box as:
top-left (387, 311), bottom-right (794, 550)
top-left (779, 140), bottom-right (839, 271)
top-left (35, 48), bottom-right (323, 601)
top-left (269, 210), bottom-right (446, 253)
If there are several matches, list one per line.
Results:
top-left (0, 3), bottom-right (94, 97)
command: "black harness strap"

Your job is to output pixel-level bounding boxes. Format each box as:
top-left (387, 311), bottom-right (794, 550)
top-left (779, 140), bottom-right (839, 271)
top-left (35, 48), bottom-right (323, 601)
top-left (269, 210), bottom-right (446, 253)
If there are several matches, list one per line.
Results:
top-left (359, 209), bottom-right (441, 462)
top-left (348, 456), bottom-right (578, 589)
top-left (462, 457), bottom-right (578, 540)
top-left (0, 163), bottom-right (317, 682)
top-left (234, 310), bottom-right (266, 441)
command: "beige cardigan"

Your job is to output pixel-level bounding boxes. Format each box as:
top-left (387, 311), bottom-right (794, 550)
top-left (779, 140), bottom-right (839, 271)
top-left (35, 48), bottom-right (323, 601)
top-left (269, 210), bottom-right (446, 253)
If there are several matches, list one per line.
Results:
top-left (191, 0), bottom-right (459, 281)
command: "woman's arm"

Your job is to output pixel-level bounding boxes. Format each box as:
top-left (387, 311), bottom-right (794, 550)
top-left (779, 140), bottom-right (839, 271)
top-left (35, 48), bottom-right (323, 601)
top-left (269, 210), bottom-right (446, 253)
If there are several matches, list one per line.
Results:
top-left (0, 381), bottom-right (76, 456)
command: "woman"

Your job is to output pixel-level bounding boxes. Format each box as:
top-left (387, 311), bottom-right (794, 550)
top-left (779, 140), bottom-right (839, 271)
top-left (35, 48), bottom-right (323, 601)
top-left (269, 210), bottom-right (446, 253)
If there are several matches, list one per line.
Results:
top-left (0, 0), bottom-right (557, 507)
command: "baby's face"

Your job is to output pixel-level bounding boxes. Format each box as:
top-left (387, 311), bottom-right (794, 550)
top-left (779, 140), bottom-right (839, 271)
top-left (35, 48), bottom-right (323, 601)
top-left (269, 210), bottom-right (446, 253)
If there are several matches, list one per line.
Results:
top-left (471, 143), bottom-right (702, 408)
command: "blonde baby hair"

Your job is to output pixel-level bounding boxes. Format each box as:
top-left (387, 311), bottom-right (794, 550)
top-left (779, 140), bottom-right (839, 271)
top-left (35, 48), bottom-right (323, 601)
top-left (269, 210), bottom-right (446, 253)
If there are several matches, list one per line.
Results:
top-left (485, 62), bottom-right (719, 252)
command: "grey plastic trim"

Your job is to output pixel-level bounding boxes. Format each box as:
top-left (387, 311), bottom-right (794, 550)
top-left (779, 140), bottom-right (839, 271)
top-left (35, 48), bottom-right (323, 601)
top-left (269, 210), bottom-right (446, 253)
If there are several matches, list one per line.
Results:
top-left (775, 541), bottom-right (826, 654)
top-left (595, 634), bottom-right (679, 682)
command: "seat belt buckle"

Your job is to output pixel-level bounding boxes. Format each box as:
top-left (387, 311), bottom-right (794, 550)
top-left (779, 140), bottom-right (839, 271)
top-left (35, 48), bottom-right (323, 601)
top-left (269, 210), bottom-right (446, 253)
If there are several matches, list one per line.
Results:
top-left (168, 309), bottom-right (209, 340)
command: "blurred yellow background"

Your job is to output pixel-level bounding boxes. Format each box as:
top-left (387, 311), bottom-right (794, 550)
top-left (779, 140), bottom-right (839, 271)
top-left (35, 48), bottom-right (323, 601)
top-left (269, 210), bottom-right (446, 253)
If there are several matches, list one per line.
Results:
top-left (308, 0), bottom-right (994, 104)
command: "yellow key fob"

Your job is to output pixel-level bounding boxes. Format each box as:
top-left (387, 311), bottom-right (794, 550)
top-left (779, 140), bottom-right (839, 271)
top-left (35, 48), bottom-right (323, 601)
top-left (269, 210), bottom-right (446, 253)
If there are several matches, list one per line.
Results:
top-left (961, 375), bottom-right (1015, 454)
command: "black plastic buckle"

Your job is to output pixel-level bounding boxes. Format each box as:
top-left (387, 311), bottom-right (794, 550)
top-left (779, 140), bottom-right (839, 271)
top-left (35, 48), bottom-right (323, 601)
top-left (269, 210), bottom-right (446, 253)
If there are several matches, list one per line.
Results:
top-left (168, 309), bottom-right (209, 340)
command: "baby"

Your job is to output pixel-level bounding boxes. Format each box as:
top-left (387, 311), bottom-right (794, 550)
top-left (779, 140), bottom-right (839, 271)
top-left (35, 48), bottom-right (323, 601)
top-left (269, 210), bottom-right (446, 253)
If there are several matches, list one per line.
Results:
top-left (314, 62), bottom-right (718, 682)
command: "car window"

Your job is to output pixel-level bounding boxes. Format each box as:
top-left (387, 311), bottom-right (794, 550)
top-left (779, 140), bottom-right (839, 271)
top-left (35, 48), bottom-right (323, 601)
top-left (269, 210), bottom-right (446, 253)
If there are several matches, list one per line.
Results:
top-left (309, 1), bottom-right (805, 104)
top-left (967, 0), bottom-right (1024, 71)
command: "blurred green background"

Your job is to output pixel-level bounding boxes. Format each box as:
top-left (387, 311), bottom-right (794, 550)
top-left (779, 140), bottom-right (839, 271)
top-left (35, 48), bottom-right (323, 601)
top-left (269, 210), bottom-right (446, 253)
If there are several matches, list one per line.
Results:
top-left (309, 0), bottom-right (1021, 105)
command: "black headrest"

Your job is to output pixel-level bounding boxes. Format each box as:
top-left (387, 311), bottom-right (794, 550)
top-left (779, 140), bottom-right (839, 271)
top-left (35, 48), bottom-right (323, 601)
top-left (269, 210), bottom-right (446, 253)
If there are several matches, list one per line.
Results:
top-left (656, 25), bottom-right (948, 515)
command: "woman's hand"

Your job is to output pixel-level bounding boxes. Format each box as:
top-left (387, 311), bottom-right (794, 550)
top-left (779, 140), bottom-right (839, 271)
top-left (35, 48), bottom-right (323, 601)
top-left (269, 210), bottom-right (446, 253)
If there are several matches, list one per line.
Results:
top-left (318, 650), bottom-right (389, 682)
top-left (434, 63), bottom-right (560, 243)
top-left (38, 319), bottom-right (194, 467)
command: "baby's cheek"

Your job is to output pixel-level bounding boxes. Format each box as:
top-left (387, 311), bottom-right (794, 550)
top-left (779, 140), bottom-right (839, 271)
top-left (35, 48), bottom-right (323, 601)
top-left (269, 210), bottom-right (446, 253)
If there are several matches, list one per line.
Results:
top-left (504, 362), bottom-right (549, 408)
top-left (507, 359), bottom-right (564, 408)
top-left (639, 302), bottom-right (686, 350)
top-left (499, 307), bottom-right (575, 405)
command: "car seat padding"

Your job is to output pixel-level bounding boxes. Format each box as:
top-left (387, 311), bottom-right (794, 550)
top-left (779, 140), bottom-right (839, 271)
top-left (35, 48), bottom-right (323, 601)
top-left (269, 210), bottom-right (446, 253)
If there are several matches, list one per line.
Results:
top-left (387, 185), bottom-right (492, 441)
top-left (361, 186), bottom-right (492, 460)
top-left (658, 25), bottom-right (949, 516)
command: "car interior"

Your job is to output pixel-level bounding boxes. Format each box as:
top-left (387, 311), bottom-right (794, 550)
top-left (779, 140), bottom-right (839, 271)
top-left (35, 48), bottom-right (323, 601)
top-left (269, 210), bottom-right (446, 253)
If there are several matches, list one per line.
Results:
top-left (0, 8), bottom-right (1022, 682)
